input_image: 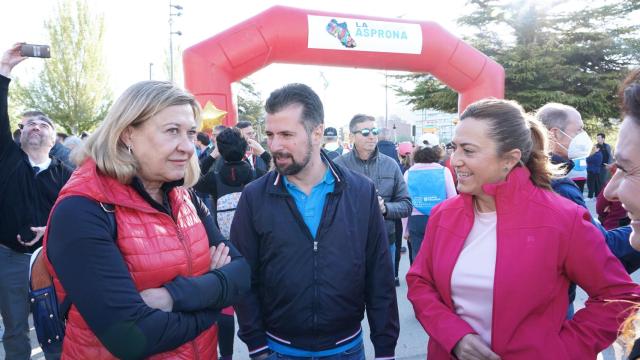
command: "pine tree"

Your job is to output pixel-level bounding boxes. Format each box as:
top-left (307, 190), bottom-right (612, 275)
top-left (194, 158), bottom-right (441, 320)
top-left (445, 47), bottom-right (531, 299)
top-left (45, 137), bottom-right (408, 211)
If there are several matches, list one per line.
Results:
top-left (395, 0), bottom-right (640, 134)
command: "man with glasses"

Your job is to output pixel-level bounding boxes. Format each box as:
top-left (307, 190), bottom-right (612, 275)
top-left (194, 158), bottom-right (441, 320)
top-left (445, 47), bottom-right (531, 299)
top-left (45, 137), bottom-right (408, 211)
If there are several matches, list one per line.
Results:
top-left (334, 114), bottom-right (412, 280)
top-left (0, 44), bottom-right (72, 359)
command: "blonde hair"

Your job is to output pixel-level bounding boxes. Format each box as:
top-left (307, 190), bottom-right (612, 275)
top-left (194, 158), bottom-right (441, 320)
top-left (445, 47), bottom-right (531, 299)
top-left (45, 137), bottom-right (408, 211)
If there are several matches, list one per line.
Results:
top-left (73, 81), bottom-right (202, 187)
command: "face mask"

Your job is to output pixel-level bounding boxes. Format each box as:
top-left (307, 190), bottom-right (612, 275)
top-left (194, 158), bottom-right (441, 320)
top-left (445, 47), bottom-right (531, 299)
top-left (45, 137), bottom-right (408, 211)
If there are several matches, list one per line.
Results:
top-left (558, 130), bottom-right (593, 160)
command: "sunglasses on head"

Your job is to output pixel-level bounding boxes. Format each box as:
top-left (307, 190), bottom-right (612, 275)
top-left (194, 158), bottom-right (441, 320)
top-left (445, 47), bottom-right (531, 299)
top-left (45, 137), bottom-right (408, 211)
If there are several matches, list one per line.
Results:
top-left (353, 128), bottom-right (380, 137)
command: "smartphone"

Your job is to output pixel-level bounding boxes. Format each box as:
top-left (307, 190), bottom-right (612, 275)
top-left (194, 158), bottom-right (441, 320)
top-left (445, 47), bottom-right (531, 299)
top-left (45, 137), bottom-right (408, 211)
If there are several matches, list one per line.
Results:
top-left (20, 44), bottom-right (51, 58)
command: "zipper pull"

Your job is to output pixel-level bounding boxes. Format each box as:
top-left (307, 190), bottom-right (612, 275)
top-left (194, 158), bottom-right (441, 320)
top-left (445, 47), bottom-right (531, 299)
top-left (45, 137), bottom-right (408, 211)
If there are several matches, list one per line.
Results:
top-left (313, 241), bottom-right (318, 252)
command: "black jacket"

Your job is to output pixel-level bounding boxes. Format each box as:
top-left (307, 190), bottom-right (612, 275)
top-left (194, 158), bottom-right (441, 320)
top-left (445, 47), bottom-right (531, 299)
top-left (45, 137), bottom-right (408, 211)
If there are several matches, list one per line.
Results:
top-left (49, 142), bottom-right (74, 169)
top-left (231, 152), bottom-right (399, 358)
top-left (195, 157), bottom-right (256, 202)
top-left (0, 75), bottom-right (72, 253)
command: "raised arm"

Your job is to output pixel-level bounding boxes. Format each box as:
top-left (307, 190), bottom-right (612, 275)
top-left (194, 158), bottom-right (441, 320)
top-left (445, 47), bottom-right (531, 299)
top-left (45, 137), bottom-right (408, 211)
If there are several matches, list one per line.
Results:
top-left (0, 44), bottom-right (27, 155)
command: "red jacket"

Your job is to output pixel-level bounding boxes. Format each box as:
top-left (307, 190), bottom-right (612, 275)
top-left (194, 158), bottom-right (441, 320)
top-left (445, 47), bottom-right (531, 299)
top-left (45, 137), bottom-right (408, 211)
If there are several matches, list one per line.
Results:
top-left (596, 190), bottom-right (630, 230)
top-left (43, 160), bottom-right (218, 359)
top-left (407, 166), bottom-right (639, 359)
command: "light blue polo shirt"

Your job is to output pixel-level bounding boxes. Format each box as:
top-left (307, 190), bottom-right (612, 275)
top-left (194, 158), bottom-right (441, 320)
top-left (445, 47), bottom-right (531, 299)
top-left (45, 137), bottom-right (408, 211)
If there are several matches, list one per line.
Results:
top-left (282, 167), bottom-right (335, 238)
top-left (277, 168), bottom-right (364, 356)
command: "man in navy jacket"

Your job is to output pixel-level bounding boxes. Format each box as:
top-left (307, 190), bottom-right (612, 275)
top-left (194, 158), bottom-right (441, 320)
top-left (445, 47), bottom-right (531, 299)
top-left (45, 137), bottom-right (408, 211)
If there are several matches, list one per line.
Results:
top-left (232, 84), bottom-right (399, 360)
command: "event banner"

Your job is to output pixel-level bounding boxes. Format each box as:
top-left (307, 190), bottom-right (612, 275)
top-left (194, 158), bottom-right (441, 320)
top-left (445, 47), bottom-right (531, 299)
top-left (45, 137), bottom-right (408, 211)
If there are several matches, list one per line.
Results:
top-left (308, 15), bottom-right (423, 54)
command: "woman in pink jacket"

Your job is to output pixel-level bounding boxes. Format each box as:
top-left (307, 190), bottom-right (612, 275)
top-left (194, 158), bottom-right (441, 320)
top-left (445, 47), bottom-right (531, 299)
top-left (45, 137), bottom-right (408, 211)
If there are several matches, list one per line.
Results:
top-left (406, 98), bottom-right (640, 360)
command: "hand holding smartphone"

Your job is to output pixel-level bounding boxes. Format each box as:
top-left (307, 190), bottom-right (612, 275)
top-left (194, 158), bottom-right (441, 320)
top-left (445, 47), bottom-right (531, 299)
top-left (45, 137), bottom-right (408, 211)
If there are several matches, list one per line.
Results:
top-left (20, 44), bottom-right (51, 58)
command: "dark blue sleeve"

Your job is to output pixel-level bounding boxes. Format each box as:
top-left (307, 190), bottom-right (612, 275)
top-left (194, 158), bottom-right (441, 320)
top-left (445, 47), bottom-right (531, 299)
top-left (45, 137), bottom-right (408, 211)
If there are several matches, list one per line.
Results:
top-left (164, 193), bottom-right (250, 312)
top-left (364, 182), bottom-right (400, 357)
top-left (230, 190), bottom-right (270, 357)
top-left (47, 196), bottom-right (217, 359)
top-left (553, 179), bottom-right (640, 274)
top-left (603, 226), bottom-right (640, 273)
top-left (191, 192), bottom-right (226, 246)
top-left (0, 75), bottom-right (12, 157)
top-left (553, 180), bottom-right (587, 209)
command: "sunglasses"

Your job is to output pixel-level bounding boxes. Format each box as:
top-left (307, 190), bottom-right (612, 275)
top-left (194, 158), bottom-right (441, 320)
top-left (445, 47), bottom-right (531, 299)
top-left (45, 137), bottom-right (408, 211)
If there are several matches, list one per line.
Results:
top-left (353, 128), bottom-right (380, 137)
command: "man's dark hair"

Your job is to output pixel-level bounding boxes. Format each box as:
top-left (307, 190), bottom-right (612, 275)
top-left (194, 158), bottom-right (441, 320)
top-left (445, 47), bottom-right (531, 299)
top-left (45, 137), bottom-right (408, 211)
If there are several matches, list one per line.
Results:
top-left (265, 83), bottom-right (324, 134)
top-left (597, 132), bottom-right (605, 139)
top-left (21, 110), bottom-right (54, 128)
top-left (22, 110), bottom-right (47, 118)
top-left (235, 121), bottom-right (252, 130)
top-left (57, 132), bottom-right (68, 140)
top-left (349, 114), bottom-right (375, 133)
top-left (414, 145), bottom-right (442, 164)
top-left (217, 128), bottom-right (248, 162)
top-left (196, 131), bottom-right (210, 146)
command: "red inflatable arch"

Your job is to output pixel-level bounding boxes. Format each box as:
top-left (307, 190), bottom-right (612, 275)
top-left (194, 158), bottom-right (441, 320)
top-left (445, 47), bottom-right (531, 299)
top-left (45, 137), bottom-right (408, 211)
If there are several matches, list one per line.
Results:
top-left (183, 5), bottom-right (504, 126)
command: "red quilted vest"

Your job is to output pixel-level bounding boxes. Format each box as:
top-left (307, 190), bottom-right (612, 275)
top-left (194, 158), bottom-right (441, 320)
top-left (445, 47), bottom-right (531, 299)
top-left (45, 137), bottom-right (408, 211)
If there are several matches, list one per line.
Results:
top-left (42, 159), bottom-right (218, 359)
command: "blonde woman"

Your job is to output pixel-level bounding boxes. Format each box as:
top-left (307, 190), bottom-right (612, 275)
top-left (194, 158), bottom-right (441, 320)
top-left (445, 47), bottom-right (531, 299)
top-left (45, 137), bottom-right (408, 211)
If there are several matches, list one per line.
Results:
top-left (43, 80), bottom-right (250, 359)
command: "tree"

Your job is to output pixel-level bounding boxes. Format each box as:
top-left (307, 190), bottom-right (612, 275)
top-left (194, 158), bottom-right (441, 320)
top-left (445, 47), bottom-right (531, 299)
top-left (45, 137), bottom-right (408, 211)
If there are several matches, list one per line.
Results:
top-left (394, 0), bottom-right (640, 135)
top-left (164, 44), bottom-right (184, 85)
top-left (13, 0), bottom-right (112, 134)
top-left (237, 79), bottom-right (265, 140)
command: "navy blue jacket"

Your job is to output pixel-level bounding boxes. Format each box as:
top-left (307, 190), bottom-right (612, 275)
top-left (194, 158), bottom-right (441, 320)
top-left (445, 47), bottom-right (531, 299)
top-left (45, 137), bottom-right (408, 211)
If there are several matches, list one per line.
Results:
top-left (552, 177), bottom-right (639, 272)
top-left (586, 151), bottom-right (603, 173)
top-left (377, 140), bottom-right (401, 171)
top-left (231, 153), bottom-right (399, 358)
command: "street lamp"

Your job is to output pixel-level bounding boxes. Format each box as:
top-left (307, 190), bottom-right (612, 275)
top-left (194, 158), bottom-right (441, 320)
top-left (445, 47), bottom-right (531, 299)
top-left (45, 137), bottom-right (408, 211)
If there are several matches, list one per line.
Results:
top-left (385, 71), bottom-right (388, 130)
top-left (169, 1), bottom-right (183, 83)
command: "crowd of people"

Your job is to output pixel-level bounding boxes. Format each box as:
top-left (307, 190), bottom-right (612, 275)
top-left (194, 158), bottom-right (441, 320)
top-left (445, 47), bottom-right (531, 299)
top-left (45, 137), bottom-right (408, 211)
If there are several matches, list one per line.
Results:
top-left (2, 39), bottom-right (640, 360)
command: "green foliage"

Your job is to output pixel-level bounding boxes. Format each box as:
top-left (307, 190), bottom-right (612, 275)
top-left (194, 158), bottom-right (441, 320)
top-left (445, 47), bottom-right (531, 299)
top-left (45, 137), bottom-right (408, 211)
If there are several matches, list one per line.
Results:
top-left (12, 0), bottom-right (112, 134)
top-left (237, 79), bottom-right (265, 139)
top-left (395, 0), bottom-right (640, 133)
top-left (7, 90), bottom-right (23, 133)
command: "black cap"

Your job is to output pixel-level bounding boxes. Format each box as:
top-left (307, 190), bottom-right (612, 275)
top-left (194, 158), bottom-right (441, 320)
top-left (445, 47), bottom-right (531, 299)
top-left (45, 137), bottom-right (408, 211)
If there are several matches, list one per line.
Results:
top-left (324, 127), bottom-right (338, 137)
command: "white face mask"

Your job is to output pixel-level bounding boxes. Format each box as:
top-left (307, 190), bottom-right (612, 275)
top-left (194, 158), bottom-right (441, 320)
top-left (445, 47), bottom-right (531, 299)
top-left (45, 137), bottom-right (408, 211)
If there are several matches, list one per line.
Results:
top-left (558, 129), bottom-right (593, 160)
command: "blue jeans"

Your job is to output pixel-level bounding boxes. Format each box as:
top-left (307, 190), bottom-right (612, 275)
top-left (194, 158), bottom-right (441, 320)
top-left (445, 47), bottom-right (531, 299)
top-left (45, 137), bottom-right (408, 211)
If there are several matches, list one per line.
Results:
top-left (266, 342), bottom-right (365, 360)
top-left (389, 242), bottom-right (396, 273)
top-left (408, 215), bottom-right (429, 260)
top-left (0, 245), bottom-right (31, 360)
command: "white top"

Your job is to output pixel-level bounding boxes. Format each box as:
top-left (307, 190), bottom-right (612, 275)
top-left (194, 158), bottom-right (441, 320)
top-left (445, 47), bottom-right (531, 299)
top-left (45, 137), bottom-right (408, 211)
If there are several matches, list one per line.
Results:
top-left (29, 157), bottom-right (52, 174)
top-left (450, 207), bottom-right (497, 345)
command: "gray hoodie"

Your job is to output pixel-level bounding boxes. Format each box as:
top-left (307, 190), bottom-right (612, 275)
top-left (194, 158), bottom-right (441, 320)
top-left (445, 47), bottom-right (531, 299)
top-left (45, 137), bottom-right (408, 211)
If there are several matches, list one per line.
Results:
top-left (334, 146), bottom-right (412, 238)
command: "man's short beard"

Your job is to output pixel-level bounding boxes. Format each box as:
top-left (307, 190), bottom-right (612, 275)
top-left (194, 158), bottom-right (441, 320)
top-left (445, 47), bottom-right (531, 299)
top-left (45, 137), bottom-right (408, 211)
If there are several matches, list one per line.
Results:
top-left (273, 139), bottom-right (312, 176)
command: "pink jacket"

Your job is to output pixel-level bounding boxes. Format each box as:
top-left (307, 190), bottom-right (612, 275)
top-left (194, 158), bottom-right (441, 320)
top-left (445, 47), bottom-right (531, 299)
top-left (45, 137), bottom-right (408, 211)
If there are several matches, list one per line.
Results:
top-left (406, 166), bottom-right (640, 360)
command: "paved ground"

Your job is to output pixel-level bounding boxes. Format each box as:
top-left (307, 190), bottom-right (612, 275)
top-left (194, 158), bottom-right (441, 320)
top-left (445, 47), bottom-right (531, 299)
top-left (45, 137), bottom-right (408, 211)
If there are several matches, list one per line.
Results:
top-left (1, 196), bottom-right (637, 359)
